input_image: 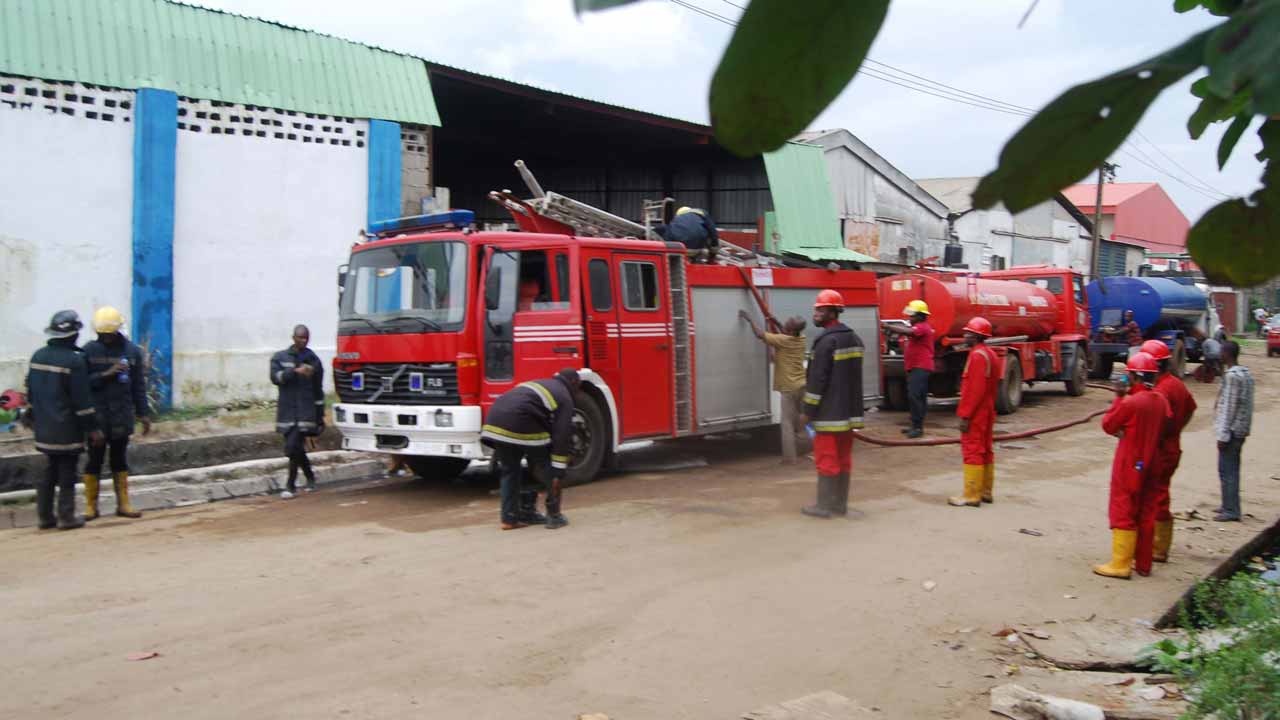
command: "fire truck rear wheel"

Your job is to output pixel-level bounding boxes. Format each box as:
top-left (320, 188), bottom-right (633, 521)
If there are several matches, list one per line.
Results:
top-left (995, 353), bottom-right (1023, 415)
top-left (1088, 352), bottom-right (1112, 380)
top-left (564, 392), bottom-right (607, 487)
top-left (405, 456), bottom-right (472, 482)
top-left (882, 378), bottom-right (907, 411)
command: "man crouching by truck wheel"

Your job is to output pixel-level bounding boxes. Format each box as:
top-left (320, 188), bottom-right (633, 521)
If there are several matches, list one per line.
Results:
top-left (798, 290), bottom-right (865, 519)
top-left (480, 369), bottom-right (580, 530)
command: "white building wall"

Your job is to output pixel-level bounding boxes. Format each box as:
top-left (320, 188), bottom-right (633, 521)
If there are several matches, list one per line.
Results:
top-left (0, 78), bottom-right (134, 391)
top-left (172, 108), bottom-right (368, 405)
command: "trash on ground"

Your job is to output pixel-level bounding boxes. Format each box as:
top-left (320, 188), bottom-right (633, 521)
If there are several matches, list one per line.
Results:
top-left (999, 442), bottom-right (1030, 450)
top-left (1025, 629), bottom-right (1052, 640)
top-left (127, 651), bottom-right (160, 661)
top-left (1106, 677), bottom-right (1135, 686)
top-left (1134, 686), bottom-right (1166, 701)
top-left (989, 683), bottom-right (1104, 720)
top-left (993, 627), bottom-right (1018, 637)
top-left (922, 580), bottom-right (937, 592)
top-left (1019, 528), bottom-right (1044, 537)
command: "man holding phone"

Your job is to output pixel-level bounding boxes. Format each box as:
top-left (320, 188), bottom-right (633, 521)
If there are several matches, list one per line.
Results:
top-left (271, 325), bottom-right (325, 498)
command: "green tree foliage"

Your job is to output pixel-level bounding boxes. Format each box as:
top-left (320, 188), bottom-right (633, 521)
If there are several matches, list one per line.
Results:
top-left (579, 0), bottom-right (1280, 286)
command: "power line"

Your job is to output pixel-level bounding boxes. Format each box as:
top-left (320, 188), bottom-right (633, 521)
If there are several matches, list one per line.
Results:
top-left (1117, 148), bottom-right (1232, 203)
top-left (1133, 128), bottom-right (1229, 199)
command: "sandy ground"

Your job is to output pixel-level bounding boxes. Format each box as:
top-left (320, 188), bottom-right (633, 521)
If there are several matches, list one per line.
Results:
top-left (3, 348), bottom-right (1278, 719)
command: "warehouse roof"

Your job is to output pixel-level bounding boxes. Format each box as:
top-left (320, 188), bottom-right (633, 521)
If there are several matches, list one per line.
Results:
top-left (0, 0), bottom-right (439, 125)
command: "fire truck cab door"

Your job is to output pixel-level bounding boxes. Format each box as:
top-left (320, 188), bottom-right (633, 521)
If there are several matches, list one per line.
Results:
top-left (511, 246), bottom-right (583, 379)
top-left (612, 252), bottom-right (673, 438)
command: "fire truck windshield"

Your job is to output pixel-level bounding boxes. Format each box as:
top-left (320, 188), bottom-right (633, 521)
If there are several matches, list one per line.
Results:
top-left (339, 240), bottom-right (468, 334)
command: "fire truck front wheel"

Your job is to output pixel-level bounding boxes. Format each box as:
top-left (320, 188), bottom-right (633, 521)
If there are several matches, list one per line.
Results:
top-left (406, 457), bottom-right (472, 482)
top-left (564, 392), bottom-right (608, 487)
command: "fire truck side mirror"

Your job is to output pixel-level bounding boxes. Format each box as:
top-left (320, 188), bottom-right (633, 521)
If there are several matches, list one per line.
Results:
top-left (337, 264), bottom-right (348, 293)
top-left (485, 267), bottom-right (503, 311)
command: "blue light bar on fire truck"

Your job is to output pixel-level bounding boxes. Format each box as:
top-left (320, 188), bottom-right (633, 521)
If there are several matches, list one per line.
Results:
top-left (367, 209), bottom-right (475, 238)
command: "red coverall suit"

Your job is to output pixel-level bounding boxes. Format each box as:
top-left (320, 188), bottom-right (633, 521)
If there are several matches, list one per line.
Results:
top-left (956, 344), bottom-right (1000, 503)
top-left (1136, 374), bottom-right (1196, 569)
top-left (1098, 385), bottom-right (1170, 577)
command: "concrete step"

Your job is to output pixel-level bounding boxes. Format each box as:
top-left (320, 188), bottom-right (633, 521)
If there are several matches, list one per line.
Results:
top-left (1, 451), bottom-right (384, 529)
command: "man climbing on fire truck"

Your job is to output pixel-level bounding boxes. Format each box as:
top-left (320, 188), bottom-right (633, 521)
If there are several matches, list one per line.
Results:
top-left (481, 368), bottom-right (579, 530)
top-left (949, 317), bottom-right (999, 508)
top-left (798, 290), bottom-right (865, 519)
top-left (1094, 352), bottom-right (1170, 579)
top-left (1135, 339), bottom-right (1195, 571)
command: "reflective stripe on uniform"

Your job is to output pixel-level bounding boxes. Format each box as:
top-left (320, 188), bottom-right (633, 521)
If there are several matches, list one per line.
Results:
top-left (275, 371), bottom-right (286, 383)
top-left (811, 419), bottom-right (853, 432)
top-left (36, 440), bottom-right (83, 451)
top-left (314, 400), bottom-right (325, 405)
top-left (833, 348), bottom-right (864, 361)
top-left (277, 421), bottom-right (317, 429)
top-left (803, 392), bottom-right (822, 406)
top-left (280, 361), bottom-right (296, 368)
top-left (30, 362), bottom-right (70, 375)
top-left (850, 416), bottom-right (864, 429)
top-left (75, 407), bottom-right (95, 416)
top-left (481, 425), bottom-right (551, 446)
top-left (518, 382), bottom-right (557, 412)
top-left (550, 453), bottom-right (570, 470)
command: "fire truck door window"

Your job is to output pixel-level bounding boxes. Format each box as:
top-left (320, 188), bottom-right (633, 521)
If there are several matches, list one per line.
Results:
top-left (621, 262), bottom-right (661, 311)
top-left (1027, 277), bottom-right (1065, 295)
top-left (485, 250), bottom-right (518, 381)
top-left (554, 253), bottom-right (570, 303)
top-left (1072, 276), bottom-right (1084, 304)
top-left (588, 259), bottom-right (612, 311)
top-left (516, 250), bottom-right (569, 312)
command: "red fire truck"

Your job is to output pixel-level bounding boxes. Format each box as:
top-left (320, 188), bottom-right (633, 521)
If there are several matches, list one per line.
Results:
top-left (332, 192), bottom-right (880, 485)
top-left (878, 266), bottom-right (1090, 414)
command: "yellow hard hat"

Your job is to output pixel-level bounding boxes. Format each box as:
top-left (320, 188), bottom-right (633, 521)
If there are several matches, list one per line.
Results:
top-left (676, 206), bottom-right (698, 216)
top-left (903, 299), bottom-right (930, 316)
top-left (93, 306), bottom-right (125, 333)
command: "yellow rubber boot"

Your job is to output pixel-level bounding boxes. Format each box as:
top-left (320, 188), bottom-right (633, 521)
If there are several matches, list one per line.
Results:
top-left (981, 464), bottom-right (995, 504)
top-left (1152, 520), bottom-right (1173, 563)
top-left (1092, 529), bottom-right (1136, 579)
top-left (113, 472), bottom-right (142, 519)
top-left (83, 474), bottom-right (100, 520)
top-left (947, 465), bottom-right (983, 507)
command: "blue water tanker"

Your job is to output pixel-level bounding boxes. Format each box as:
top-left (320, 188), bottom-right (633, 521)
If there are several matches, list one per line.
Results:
top-left (1085, 276), bottom-right (1208, 377)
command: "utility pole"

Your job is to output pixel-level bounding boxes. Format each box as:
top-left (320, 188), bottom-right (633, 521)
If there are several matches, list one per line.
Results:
top-left (1089, 161), bottom-right (1118, 282)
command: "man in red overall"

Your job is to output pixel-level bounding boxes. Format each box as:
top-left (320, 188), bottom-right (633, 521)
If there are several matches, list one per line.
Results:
top-left (1134, 340), bottom-right (1196, 573)
top-left (949, 317), bottom-right (1000, 507)
top-left (1094, 352), bottom-right (1171, 579)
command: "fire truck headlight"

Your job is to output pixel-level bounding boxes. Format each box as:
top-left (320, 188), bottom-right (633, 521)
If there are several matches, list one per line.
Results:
top-left (334, 407), bottom-right (347, 423)
top-left (434, 410), bottom-right (454, 427)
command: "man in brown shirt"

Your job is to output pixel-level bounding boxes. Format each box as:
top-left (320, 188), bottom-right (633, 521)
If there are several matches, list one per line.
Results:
top-left (741, 311), bottom-right (810, 462)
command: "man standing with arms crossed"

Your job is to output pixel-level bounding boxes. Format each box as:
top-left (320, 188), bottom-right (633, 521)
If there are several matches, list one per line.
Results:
top-left (883, 300), bottom-right (934, 438)
top-left (81, 306), bottom-right (150, 520)
top-left (1134, 340), bottom-right (1195, 570)
top-left (1213, 341), bottom-right (1252, 522)
top-left (271, 325), bottom-right (325, 499)
top-left (740, 310), bottom-right (809, 463)
top-left (948, 317), bottom-right (999, 508)
top-left (798, 290), bottom-right (865, 519)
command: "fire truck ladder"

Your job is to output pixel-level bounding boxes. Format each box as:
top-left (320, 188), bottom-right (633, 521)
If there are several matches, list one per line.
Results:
top-left (668, 253), bottom-right (694, 435)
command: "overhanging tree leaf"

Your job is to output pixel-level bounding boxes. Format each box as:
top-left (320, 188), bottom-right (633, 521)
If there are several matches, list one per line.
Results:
top-left (1187, 78), bottom-right (1250, 138)
top-left (1217, 113), bottom-right (1250, 169)
top-left (972, 30), bottom-right (1211, 214)
top-left (709, 0), bottom-right (890, 156)
top-left (1187, 178), bottom-right (1280, 286)
top-left (1204, 0), bottom-right (1280, 115)
top-left (573, 0), bottom-right (642, 14)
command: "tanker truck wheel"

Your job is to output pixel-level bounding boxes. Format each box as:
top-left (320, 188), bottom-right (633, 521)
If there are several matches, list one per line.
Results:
top-left (406, 456), bottom-right (472, 482)
top-left (1064, 345), bottom-right (1087, 397)
top-left (563, 391), bottom-right (607, 487)
top-left (1088, 351), bottom-right (1112, 380)
top-left (995, 354), bottom-right (1023, 415)
top-left (882, 378), bottom-right (908, 411)
top-left (1172, 339), bottom-right (1187, 377)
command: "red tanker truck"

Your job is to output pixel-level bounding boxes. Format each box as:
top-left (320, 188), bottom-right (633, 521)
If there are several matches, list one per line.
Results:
top-left (878, 266), bottom-right (1090, 414)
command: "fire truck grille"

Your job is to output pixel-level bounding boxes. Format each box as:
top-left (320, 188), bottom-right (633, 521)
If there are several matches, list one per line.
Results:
top-left (334, 363), bottom-right (460, 405)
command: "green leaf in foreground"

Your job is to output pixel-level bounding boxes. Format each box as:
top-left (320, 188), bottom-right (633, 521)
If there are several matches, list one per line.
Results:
top-left (1187, 78), bottom-right (1250, 139)
top-left (572, 0), bottom-right (642, 14)
top-left (1203, 0), bottom-right (1280, 115)
top-left (1217, 113), bottom-right (1250, 169)
top-left (709, 0), bottom-right (890, 157)
top-left (972, 29), bottom-right (1211, 213)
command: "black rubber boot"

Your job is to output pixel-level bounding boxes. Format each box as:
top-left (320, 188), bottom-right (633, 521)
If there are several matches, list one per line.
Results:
top-left (830, 472), bottom-right (850, 516)
top-left (802, 476), bottom-right (836, 518)
top-left (544, 480), bottom-right (567, 529)
top-left (517, 491), bottom-right (546, 524)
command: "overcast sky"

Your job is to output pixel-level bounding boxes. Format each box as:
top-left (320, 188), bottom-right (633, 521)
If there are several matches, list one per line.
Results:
top-left (193, 0), bottom-right (1263, 222)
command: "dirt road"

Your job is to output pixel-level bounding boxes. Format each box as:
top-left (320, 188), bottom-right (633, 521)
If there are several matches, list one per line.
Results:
top-left (4, 350), bottom-right (1277, 719)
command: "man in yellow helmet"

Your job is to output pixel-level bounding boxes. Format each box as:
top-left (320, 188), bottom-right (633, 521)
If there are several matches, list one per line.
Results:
top-left (657, 206), bottom-right (719, 262)
top-left (81, 306), bottom-right (151, 520)
top-left (883, 299), bottom-right (935, 438)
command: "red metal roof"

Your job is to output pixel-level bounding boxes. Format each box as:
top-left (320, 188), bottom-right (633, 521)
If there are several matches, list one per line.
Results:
top-left (1061, 182), bottom-right (1159, 212)
top-left (1061, 182), bottom-right (1189, 252)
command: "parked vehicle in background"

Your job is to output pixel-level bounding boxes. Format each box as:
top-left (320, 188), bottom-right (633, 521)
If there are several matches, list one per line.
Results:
top-left (878, 266), bottom-right (1089, 415)
top-left (1267, 323), bottom-right (1280, 357)
top-left (1085, 276), bottom-right (1208, 378)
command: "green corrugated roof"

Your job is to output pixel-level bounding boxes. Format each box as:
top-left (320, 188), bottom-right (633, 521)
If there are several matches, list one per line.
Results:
top-left (763, 141), bottom-right (875, 264)
top-left (0, 0), bottom-right (439, 125)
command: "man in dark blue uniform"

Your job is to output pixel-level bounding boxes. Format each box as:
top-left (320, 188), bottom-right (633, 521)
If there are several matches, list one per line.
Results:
top-left (81, 306), bottom-right (150, 520)
top-left (270, 325), bottom-right (325, 498)
top-left (26, 310), bottom-right (104, 530)
top-left (480, 368), bottom-right (579, 530)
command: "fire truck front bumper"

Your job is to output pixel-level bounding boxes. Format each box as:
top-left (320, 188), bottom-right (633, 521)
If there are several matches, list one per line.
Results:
top-left (332, 403), bottom-right (488, 459)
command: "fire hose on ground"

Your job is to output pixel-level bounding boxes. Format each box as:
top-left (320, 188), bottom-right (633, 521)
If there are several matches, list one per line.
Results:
top-left (850, 383), bottom-right (1117, 447)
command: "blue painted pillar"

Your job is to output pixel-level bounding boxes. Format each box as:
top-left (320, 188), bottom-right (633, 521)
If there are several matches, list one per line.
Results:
top-left (367, 119), bottom-right (402, 227)
top-left (131, 88), bottom-right (178, 409)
